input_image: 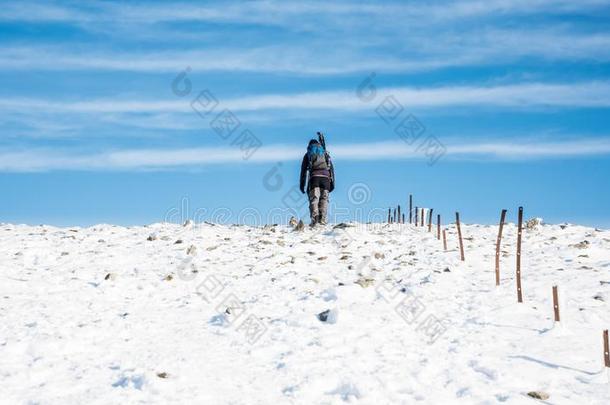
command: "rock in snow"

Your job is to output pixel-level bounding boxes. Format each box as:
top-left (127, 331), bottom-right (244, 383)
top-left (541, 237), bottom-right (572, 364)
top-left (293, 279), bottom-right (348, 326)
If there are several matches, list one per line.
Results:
top-left (317, 309), bottom-right (338, 324)
top-left (355, 277), bottom-right (375, 288)
top-left (527, 391), bottom-right (550, 400)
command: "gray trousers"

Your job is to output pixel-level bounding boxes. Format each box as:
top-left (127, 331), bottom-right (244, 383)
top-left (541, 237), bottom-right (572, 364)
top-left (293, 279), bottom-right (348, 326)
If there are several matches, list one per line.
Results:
top-left (308, 187), bottom-right (329, 223)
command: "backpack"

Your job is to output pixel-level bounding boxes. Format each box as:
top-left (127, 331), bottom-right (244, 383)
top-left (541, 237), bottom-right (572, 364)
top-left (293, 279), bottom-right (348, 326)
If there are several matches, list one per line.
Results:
top-left (307, 142), bottom-right (329, 171)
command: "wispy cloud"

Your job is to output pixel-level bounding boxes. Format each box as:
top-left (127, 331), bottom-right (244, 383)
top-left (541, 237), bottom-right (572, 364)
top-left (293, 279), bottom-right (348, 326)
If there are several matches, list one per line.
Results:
top-left (2, 1), bottom-right (608, 25)
top-left (2, 82), bottom-right (609, 121)
top-left (226, 81), bottom-right (610, 110)
top-left (2, 137), bottom-right (610, 172)
top-left (2, 26), bottom-right (610, 75)
top-left (2, 0), bottom-right (610, 77)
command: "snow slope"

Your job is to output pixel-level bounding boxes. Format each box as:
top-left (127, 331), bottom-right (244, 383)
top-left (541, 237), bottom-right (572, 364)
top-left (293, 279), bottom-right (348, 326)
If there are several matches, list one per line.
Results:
top-left (1, 221), bottom-right (609, 404)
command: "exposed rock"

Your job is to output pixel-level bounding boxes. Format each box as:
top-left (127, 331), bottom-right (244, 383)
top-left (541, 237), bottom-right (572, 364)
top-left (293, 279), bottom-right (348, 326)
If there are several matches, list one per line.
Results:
top-left (527, 391), bottom-right (549, 400)
top-left (295, 220), bottom-right (305, 232)
top-left (183, 219), bottom-right (193, 227)
top-left (156, 372), bottom-right (169, 379)
top-left (570, 240), bottom-right (589, 249)
top-left (317, 309), bottom-right (338, 323)
top-left (174, 239), bottom-right (183, 244)
top-left (104, 273), bottom-right (116, 281)
top-left (374, 252), bottom-right (385, 259)
top-left (288, 217), bottom-right (298, 228)
top-left (525, 217), bottom-right (543, 230)
top-left (147, 233), bottom-right (158, 241)
top-left (355, 277), bottom-right (375, 288)
top-left (318, 256), bottom-right (328, 261)
top-left (164, 275), bottom-right (173, 281)
top-left (186, 245), bottom-right (197, 256)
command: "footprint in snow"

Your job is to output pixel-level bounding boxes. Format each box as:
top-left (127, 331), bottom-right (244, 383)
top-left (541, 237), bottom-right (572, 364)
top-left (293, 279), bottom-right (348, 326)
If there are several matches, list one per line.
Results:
top-left (326, 382), bottom-right (361, 401)
top-left (112, 374), bottom-right (146, 390)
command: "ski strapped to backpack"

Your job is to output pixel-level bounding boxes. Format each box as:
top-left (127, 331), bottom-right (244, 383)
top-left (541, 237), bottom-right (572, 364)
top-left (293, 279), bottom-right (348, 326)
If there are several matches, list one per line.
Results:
top-left (316, 131), bottom-right (326, 150)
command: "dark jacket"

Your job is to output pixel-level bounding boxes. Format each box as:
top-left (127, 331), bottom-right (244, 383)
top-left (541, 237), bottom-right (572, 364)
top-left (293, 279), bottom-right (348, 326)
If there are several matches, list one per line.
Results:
top-left (300, 152), bottom-right (335, 193)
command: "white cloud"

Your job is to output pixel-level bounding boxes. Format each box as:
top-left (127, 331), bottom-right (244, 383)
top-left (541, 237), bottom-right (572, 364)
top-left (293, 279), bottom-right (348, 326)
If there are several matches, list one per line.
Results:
top-left (2, 137), bottom-right (610, 172)
top-left (2, 1), bottom-right (608, 25)
top-left (2, 0), bottom-right (610, 76)
top-left (2, 26), bottom-right (610, 75)
top-left (0, 46), bottom-right (478, 75)
top-left (2, 82), bottom-right (609, 119)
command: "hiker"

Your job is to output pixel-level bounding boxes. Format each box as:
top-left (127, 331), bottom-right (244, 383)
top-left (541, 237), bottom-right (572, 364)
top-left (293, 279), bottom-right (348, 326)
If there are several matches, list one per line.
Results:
top-left (299, 132), bottom-right (335, 226)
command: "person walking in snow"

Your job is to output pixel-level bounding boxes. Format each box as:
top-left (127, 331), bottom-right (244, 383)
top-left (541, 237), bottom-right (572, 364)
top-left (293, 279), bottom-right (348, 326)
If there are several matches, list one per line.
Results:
top-left (300, 132), bottom-right (335, 226)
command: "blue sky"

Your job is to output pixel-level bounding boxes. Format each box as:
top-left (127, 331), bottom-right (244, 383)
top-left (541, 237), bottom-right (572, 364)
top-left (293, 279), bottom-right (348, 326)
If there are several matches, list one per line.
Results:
top-left (1, 0), bottom-right (610, 227)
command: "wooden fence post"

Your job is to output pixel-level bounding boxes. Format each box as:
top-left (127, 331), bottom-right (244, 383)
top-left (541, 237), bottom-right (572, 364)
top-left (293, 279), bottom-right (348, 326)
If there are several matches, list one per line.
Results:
top-left (552, 286), bottom-right (560, 322)
top-left (409, 194), bottom-right (413, 224)
top-left (437, 214), bottom-right (441, 240)
top-left (398, 205), bottom-right (401, 224)
top-left (388, 208), bottom-right (391, 224)
top-left (495, 209), bottom-right (507, 286)
top-left (516, 206), bottom-right (524, 303)
top-left (456, 212), bottom-right (465, 261)
top-left (393, 208), bottom-right (397, 223)
top-left (442, 229), bottom-right (447, 251)
top-left (604, 329), bottom-right (610, 368)
top-left (428, 209), bottom-right (434, 232)
top-left (420, 208), bottom-right (425, 227)
top-left (402, 213), bottom-right (405, 223)
top-left (415, 206), bottom-right (418, 225)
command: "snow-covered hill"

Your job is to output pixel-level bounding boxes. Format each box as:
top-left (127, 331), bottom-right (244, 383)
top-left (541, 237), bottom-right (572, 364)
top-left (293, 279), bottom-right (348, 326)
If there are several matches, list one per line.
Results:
top-left (1, 221), bottom-right (609, 404)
